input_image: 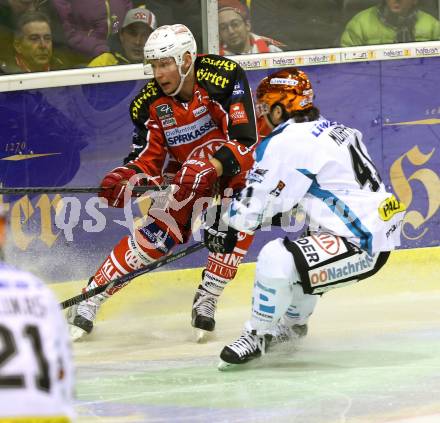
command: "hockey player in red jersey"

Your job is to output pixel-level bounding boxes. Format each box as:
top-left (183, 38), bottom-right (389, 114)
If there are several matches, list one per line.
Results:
top-left (67, 24), bottom-right (258, 341)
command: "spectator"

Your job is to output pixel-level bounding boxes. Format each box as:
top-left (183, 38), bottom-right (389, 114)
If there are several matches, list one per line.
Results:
top-left (137, 0), bottom-right (204, 52)
top-left (52, 0), bottom-right (133, 60)
top-left (88, 6), bottom-right (156, 67)
top-left (218, 0), bottom-right (284, 55)
top-left (2, 11), bottom-right (64, 73)
top-left (0, 1), bottom-right (85, 70)
top-left (0, 0), bottom-right (38, 63)
top-left (244, 0), bottom-right (343, 51)
top-left (341, 0), bottom-right (440, 46)
top-left (0, 0), bottom-right (36, 19)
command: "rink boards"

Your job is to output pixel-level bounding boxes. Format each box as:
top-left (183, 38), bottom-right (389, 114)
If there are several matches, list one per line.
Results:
top-left (0, 54), bottom-right (439, 282)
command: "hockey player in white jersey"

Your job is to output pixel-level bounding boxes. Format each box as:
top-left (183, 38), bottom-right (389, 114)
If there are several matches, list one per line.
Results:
top-left (0, 264), bottom-right (75, 421)
top-left (204, 67), bottom-right (406, 369)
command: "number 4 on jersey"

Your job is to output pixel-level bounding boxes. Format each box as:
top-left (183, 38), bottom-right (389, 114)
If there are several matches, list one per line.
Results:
top-left (348, 137), bottom-right (382, 192)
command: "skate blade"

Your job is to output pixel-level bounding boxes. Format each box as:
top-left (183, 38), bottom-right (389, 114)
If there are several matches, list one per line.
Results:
top-left (193, 328), bottom-right (213, 344)
top-left (218, 359), bottom-right (235, 371)
top-left (218, 356), bottom-right (266, 371)
top-left (69, 325), bottom-right (87, 342)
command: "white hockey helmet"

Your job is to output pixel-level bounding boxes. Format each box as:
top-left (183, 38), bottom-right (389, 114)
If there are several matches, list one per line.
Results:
top-left (143, 24), bottom-right (197, 71)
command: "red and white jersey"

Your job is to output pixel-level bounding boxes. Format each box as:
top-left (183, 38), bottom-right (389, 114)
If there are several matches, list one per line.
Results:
top-left (227, 117), bottom-right (406, 254)
top-left (0, 264), bottom-right (75, 422)
top-left (128, 54), bottom-right (257, 181)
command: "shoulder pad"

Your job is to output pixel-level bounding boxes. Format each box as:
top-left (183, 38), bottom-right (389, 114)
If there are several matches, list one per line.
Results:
top-left (130, 80), bottom-right (162, 126)
top-left (195, 54), bottom-right (240, 96)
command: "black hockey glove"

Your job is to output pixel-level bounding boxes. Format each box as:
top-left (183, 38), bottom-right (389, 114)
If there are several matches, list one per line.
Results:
top-left (204, 225), bottom-right (238, 254)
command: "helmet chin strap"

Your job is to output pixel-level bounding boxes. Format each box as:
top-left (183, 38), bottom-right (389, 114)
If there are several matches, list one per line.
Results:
top-left (267, 112), bottom-right (277, 128)
top-left (170, 60), bottom-right (194, 97)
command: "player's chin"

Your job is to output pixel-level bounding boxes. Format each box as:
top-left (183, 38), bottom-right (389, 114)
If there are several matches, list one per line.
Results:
top-left (160, 83), bottom-right (176, 95)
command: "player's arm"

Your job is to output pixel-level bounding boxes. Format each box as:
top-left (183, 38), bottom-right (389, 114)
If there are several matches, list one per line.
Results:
top-left (126, 117), bottom-right (167, 178)
top-left (205, 141), bottom-right (312, 253)
top-left (123, 84), bottom-right (151, 164)
top-left (227, 167), bottom-right (310, 233)
top-left (99, 103), bottom-right (167, 208)
top-left (211, 64), bottom-right (258, 177)
top-left (123, 126), bottom-right (148, 164)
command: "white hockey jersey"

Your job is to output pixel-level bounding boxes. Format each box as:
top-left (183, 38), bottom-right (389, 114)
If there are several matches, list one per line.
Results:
top-left (0, 264), bottom-right (75, 422)
top-left (227, 116), bottom-right (406, 254)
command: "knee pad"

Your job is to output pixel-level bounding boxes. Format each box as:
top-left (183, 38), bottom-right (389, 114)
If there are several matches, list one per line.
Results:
top-left (93, 235), bottom-right (156, 296)
top-left (135, 221), bottom-right (177, 260)
top-left (256, 238), bottom-right (299, 286)
top-left (130, 233), bottom-right (158, 265)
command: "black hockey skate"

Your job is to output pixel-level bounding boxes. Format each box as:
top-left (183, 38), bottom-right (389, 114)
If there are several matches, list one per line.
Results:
top-left (191, 285), bottom-right (218, 341)
top-left (218, 329), bottom-right (272, 370)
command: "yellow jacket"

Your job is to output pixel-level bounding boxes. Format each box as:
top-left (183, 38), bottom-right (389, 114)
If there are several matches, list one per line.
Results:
top-left (88, 51), bottom-right (129, 67)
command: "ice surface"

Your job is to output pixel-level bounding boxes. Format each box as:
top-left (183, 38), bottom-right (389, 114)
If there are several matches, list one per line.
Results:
top-left (53, 247), bottom-right (440, 423)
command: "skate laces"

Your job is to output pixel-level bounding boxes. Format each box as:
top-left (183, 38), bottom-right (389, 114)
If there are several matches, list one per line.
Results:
top-left (228, 331), bottom-right (264, 358)
top-left (76, 298), bottom-right (102, 322)
top-left (193, 290), bottom-right (218, 318)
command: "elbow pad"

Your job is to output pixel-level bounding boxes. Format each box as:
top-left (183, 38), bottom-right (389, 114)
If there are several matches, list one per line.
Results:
top-left (213, 140), bottom-right (255, 177)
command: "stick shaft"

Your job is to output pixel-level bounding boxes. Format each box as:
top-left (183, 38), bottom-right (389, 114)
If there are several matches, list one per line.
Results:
top-left (0, 186), bottom-right (167, 195)
top-left (60, 241), bottom-right (205, 309)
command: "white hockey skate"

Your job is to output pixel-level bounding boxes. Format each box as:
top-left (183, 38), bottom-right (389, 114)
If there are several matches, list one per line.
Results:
top-left (272, 321), bottom-right (308, 345)
top-left (66, 301), bottom-right (96, 341)
top-left (66, 280), bottom-right (108, 341)
top-left (191, 285), bottom-right (218, 343)
top-left (218, 328), bottom-right (272, 371)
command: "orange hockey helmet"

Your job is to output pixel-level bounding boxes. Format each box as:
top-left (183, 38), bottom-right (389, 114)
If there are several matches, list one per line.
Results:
top-left (256, 68), bottom-right (314, 117)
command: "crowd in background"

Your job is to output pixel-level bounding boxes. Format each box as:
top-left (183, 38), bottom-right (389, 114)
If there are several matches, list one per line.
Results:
top-left (0, 0), bottom-right (439, 75)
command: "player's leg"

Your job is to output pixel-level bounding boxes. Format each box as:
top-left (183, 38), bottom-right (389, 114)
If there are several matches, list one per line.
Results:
top-left (191, 232), bottom-right (253, 338)
top-left (67, 221), bottom-right (177, 341)
top-left (219, 238), bottom-right (297, 367)
top-left (273, 234), bottom-right (390, 344)
top-left (68, 159), bottom-right (217, 341)
top-left (219, 233), bottom-right (390, 368)
top-left (273, 284), bottom-right (318, 343)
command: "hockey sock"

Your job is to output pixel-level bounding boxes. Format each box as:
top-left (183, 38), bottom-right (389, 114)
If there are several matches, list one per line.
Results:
top-left (91, 235), bottom-right (157, 296)
top-left (203, 231), bottom-right (254, 295)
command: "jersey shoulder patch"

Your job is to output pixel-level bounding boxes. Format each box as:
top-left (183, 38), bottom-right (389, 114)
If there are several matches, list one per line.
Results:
top-left (195, 54), bottom-right (240, 98)
top-left (130, 80), bottom-right (163, 126)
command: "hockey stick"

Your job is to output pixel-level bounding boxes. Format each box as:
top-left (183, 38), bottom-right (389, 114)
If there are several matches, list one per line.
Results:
top-left (60, 241), bottom-right (205, 309)
top-left (0, 185), bottom-right (167, 195)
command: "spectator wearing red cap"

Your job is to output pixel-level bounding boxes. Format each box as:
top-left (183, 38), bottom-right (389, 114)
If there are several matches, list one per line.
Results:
top-left (218, 0), bottom-right (284, 55)
top-left (88, 7), bottom-right (157, 66)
